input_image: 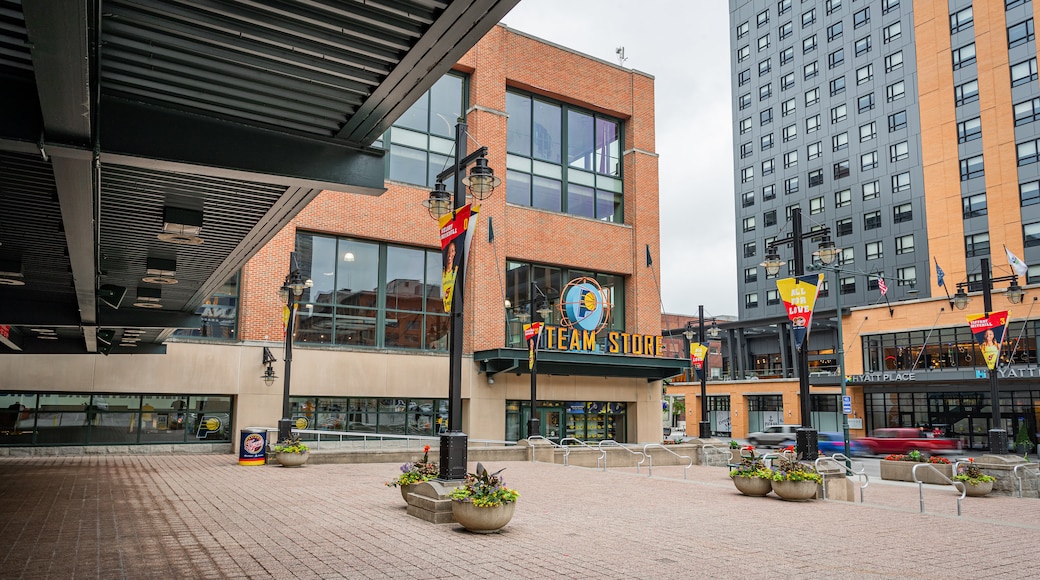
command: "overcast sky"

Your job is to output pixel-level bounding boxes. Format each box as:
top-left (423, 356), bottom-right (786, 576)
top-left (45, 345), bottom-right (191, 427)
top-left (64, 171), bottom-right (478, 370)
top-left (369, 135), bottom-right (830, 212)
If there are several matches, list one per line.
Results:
top-left (501, 0), bottom-right (736, 320)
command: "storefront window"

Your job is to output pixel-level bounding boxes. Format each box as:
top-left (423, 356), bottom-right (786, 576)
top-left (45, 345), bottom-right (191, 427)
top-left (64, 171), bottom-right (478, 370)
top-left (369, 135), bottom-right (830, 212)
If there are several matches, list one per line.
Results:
top-left (747, 395), bottom-right (784, 433)
top-left (507, 400), bottom-right (626, 443)
top-left (173, 272), bottom-right (240, 339)
top-left (289, 397), bottom-right (448, 438)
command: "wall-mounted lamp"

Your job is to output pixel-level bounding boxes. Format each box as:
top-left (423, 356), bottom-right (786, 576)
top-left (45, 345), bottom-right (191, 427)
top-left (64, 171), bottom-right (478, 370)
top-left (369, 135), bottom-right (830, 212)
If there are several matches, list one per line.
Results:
top-left (261, 347), bottom-right (278, 387)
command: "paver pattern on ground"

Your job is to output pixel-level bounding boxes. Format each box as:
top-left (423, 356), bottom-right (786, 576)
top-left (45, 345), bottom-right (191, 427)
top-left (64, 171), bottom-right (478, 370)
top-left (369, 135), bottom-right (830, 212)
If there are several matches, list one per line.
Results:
top-left (0, 454), bottom-right (1038, 579)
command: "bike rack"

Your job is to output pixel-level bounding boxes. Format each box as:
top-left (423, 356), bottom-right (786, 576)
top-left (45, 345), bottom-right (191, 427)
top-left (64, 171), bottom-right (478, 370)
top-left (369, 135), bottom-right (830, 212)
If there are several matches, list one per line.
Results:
top-left (814, 453), bottom-right (869, 503)
top-left (597, 440), bottom-right (645, 472)
top-left (1013, 462), bottom-right (1039, 498)
top-left (912, 463), bottom-right (965, 516)
top-left (640, 444), bottom-right (693, 479)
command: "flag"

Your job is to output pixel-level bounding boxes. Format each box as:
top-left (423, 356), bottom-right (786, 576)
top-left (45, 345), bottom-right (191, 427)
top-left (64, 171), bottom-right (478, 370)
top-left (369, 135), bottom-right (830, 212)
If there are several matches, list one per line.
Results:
top-left (645, 244), bottom-right (653, 267)
top-left (935, 260), bottom-right (945, 288)
top-left (878, 275), bottom-right (888, 296)
top-left (1006, 246), bottom-right (1028, 276)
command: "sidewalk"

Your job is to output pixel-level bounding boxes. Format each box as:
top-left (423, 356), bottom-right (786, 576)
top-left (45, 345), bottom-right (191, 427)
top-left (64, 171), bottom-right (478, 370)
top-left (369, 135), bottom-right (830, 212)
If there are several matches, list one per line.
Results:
top-left (0, 454), bottom-right (1037, 579)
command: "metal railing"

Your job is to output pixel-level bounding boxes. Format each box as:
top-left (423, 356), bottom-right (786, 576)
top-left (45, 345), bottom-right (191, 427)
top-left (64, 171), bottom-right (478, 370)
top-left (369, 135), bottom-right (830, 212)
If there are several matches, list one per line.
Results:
top-left (814, 453), bottom-right (869, 503)
top-left (1013, 463), bottom-right (1039, 498)
top-left (700, 444), bottom-right (732, 467)
top-left (597, 440), bottom-right (645, 472)
top-left (253, 427), bottom-right (517, 451)
top-left (912, 463), bottom-right (965, 516)
top-left (639, 444), bottom-right (693, 479)
top-left (558, 437), bottom-right (592, 466)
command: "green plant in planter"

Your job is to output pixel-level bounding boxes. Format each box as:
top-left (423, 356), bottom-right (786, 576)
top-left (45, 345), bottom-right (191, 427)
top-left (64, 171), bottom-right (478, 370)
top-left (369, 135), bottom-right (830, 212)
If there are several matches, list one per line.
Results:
top-left (448, 463), bottom-right (519, 507)
top-left (729, 445), bottom-right (773, 479)
top-left (770, 447), bottom-right (822, 483)
top-left (1015, 423), bottom-right (1035, 458)
top-left (884, 450), bottom-right (950, 464)
top-left (729, 440), bottom-right (741, 449)
top-left (273, 435), bottom-right (309, 454)
top-left (385, 445), bottom-right (438, 488)
top-left (953, 458), bottom-right (996, 487)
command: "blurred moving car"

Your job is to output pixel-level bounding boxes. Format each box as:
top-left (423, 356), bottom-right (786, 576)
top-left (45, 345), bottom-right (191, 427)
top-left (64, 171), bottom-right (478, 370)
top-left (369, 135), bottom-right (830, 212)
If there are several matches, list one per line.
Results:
top-left (857, 427), bottom-right (962, 455)
top-left (816, 431), bottom-right (868, 456)
top-left (746, 425), bottom-right (801, 447)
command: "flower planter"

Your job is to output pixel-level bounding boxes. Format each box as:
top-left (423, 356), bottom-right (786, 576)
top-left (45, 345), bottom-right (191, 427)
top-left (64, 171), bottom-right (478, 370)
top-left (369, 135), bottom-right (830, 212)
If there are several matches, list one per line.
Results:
top-left (451, 501), bottom-right (516, 533)
top-left (275, 451), bottom-right (309, 467)
top-left (879, 460), bottom-right (952, 484)
top-left (399, 483), bottom-right (417, 503)
top-left (961, 480), bottom-right (994, 497)
top-left (771, 479), bottom-right (818, 501)
top-left (732, 476), bottom-right (772, 497)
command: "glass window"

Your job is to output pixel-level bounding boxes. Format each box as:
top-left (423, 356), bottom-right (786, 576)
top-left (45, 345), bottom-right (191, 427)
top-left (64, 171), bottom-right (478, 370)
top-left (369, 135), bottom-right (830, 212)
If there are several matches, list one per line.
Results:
top-left (744, 241), bottom-right (757, 258)
top-left (830, 76), bottom-right (846, 95)
top-left (965, 233), bottom-right (990, 258)
top-left (866, 241), bottom-right (883, 260)
top-left (836, 218), bottom-right (853, 236)
top-left (758, 10), bottom-right (769, 27)
top-left (760, 83), bottom-right (772, 100)
top-left (828, 21), bottom-right (844, 41)
top-left (826, 0), bottom-right (843, 15)
top-left (802, 8), bottom-right (816, 27)
top-left (896, 266), bottom-right (916, 287)
top-left (1018, 139), bottom-right (1040, 165)
top-left (782, 98), bottom-right (796, 116)
top-left (740, 69), bottom-right (752, 86)
top-left (778, 0), bottom-right (791, 15)
top-left (889, 110), bottom-right (908, 131)
top-left (1022, 180), bottom-right (1040, 206)
top-left (857, 64), bottom-right (873, 85)
top-left (958, 117), bottom-right (982, 142)
top-left (829, 48), bottom-right (845, 69)
top-left (742, 167), bottom-right (755, 183)
top-left (508, 92), bottom-right (622, 221)
top-left (761, 108), bottom-right (774, 125)
top-left (854, 7), bottom-right (870, 28)
top-left (740, 142), bottom-right (754, 159)
top-left (763, 158), bottom-right (775, 175)
top-left (783, 124), bottom-right (798, 142)
top-left (809, 196), bottom-right (825, 215)
top-left (764, 209), bottom-right (777, 225)
top-left (760, 59), bottom-right (772, 76)
top-left (737, 21), bottom-right (750, 39)
top-left (738, 45), bottom-right (751, 62)
top-left (761, 132), bottom-right (774, 149)
top-left (804, 61), bottom-right (819, 80)
top-left (861, 150), bottom-right (878, 171)
top-left (855, 36), bottom-right (872, 56)
top-left (831, 103), bottom-right (847, 123)
top-left (763, 184), bottom-right (776, 200)
top-left (833, 132), bottom-right (849, 151)
top-left (807, 141), bottom-right (821, 160)
top-left (862, 180), bottom-right (880, 200)
top-left (781, 46), bottom-right (794, 65)
top-left (834, 160), bottom-right (850, 180)
top-left (744, 216), bottom-right (757, 232)
top-left (961, 154), bottom-right (985, 179)
top-left (893, 202), bottom-right (912, 223)
top-left (759, 34), bottom-right (771, 52)
top-left (963, 193), bottom-right (988, 219)
top-left (739, 93), bottom-right (752, 110)
top-left (864, 210), bottom-right (881, 230)
top-left (785, 176), bottom-right (799, 194)
top-left (779, 21), bottom-right (793, 41)
top-left (890, 140), bottom-right (909, 162)
top-left (173, 272), bottom-right (240, 339)
top-left (892, 172), bottom-right (911, 193)
top-left (884, 21), bottom-right (903, 43)
top-left (835, 188), bottom-right (851, 207)
top-left (1011, 58), bottom-right (1038, 87)
top-left (955, 80), bottom-right (979, 105)
top-left (883, 0), bottom-right (901, 14)
top-left (782, 72), bottom-right (796, 90)
top-left (805, 88), bottom-right (820, 106)
top-left (806, 114), bottom-right (821, 133)
top-left (1008, 19), bottom-right (1035, 48)
top-left (1014, 97), bottom-right (1040, 125)
top-left (896, 234), bottom-right (914, 254)
top-left (803, 35), bottom-right (817, 53)
top-left (951, 6), bottom-right (974, 34)
top-left (860, 121), bottom-right (877, 142)
top-left (746, 293), bottom-right (759, 308)
top-left (885, 51), bottom-right (904, 73)
top-left (387, 74), bottom-right (464, 187)
top-left (1025, 222), bottom-right (1040, 247)
top-left (858, 93), bottom-right (875, 112)
top-left (740, 117), bottom-right (752, 134)
top-left (886, 81), bottom-right (905, 102)
top-left (808, 169), bottom-right (823, 187)
top-left (295, 233), bottom-right (448, 350)
top-left (742, 191), bottom-right (756, 207)
top-left (745, 267), bottom-right (758, 283)
top-left (783, 150), bottom-right (797, 168)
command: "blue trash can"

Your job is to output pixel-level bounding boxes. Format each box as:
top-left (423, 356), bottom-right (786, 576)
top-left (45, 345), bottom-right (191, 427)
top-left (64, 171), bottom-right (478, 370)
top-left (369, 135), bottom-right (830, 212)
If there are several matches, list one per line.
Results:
top-left (239, 428), bottom-right (267, 466)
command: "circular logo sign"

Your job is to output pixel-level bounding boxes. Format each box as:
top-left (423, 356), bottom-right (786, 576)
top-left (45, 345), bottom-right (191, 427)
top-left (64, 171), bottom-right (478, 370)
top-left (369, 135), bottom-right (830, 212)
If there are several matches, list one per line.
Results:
top-left (560, 277), bottom-right (610, 333)
top-left (294, 416), bottom-right (309, 430)
top-left (205, 417), bottom-right (221, 431)
top-left (242, 433), bottom-right (265, 454)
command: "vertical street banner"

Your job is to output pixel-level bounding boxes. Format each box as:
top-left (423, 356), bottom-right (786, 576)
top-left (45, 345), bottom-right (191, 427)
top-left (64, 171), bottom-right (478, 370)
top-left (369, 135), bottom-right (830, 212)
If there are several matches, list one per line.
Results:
top-left (438, 204), bottom-right (479, 313)
top-left (776, 273), bottom-right (823, 351)
top-left (524, 321), bottom-right (544, 370)
top-left (690, 342), bottom-right (708, 380)
top-left (967, 311), bottom-right (1009, 370)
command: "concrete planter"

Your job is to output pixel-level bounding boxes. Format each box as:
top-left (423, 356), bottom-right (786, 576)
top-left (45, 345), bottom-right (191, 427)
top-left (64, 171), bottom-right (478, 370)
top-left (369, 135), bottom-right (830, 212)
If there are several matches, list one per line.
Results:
top-left (732, 476), bottom-right (772, 496)
top-left (450, 501), bottom-right (516, 533)
top-left (399, 483), bottom-right (417, 503)
top-left (275, 452), bottom-right (309, 467)
top-left (770, 479), bottom-right (818, 501)
top-left (961, 479), bottom-right (994, 497)
top-left (879, 460), bottom-right (951, 484)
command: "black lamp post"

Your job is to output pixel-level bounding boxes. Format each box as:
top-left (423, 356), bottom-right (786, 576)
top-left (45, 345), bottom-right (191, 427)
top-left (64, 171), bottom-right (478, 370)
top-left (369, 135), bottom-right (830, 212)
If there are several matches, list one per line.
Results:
top-left (684, 306), bottom-right (720, 439)
top-left (951, 257), bottom-right (1025, 454)
top-left (278, 252), bottom-right (311, 443)
top-left (759, 206), bottom-right (838, 459)
top-left (527, 294), bottom-right (552, 439)
top-left (421, 119), bottom-right (500, 480)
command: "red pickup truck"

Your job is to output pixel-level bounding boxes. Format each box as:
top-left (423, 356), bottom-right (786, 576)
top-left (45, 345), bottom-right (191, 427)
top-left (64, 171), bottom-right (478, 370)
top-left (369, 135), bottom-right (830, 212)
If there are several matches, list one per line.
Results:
top-left (858, 428), bottom-right (963, 455)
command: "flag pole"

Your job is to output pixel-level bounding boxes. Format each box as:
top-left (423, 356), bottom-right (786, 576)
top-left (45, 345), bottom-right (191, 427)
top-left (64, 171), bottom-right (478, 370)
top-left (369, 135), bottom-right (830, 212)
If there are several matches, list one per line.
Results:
top-left (934, 256), bottom-right (952, 307)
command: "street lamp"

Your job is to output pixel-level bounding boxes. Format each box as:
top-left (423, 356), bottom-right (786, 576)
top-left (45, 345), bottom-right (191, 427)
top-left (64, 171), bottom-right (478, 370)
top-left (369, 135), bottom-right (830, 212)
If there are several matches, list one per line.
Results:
top-left (685, 307), bottom-right (720, 439)
top-left (806, 261), bottom-right (851, 465)
top-left (950, 257), bottom-right (1025, 454)
top-left (759, 206), bottom-right (835, 459)
top-left (420, 119), bottom-right (499, 480)
top-left (527, 291), bottom-right (552, 439)
top-left (278, 252), bottom-right (312, 442)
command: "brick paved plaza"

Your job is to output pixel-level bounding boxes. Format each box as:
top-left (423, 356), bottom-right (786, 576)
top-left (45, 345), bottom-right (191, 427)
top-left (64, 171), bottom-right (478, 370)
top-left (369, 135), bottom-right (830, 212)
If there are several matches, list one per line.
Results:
top-left (0, 454), bottom-right (1038, 579)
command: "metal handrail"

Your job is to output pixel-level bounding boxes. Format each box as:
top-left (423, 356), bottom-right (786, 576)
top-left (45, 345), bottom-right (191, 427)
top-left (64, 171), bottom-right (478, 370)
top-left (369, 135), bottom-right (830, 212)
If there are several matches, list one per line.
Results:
top-left (254, 427), bottom-right (518, 451)
top-left (1013, 462), bottom-right (1039, 498)
top-left (814, 453), bottom-right (869, 503)
top-left (526, 435), bottom-right (564, 463)
top-left (912, 463), bottom-right (966, 516)
top-left (558, 437), bottom-right (591, 466)
top-left (640, 444), bottom-right (693, 479)
top-left (700, 444), bottom-right (732, 467)
top-left (597, 440), bottom-right (645, 472)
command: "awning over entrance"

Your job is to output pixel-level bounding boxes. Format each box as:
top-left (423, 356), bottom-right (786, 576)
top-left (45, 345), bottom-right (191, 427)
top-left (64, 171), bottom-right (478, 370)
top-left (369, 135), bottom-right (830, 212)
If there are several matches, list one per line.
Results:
top-left (0, 0), bottom-right (518, 355)
top-left (475, 348), bottom-right (689, 382)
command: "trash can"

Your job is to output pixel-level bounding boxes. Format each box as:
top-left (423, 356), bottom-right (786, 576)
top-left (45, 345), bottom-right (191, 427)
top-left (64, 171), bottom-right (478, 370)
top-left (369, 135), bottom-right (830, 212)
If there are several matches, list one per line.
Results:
top-left (239, 428), bottom-right (267, 466)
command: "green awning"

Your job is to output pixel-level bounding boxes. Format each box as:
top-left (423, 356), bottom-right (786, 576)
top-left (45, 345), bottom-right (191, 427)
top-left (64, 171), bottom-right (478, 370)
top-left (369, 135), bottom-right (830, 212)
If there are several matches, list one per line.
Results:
top-left (475, 348), bottom-right (688, 382)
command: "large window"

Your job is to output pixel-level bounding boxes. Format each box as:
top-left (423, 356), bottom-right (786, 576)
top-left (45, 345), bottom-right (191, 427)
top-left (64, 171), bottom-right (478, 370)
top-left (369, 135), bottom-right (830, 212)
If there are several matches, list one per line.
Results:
top-left (173, 272), bottom-right (239, 340)
top-left (295, 234), bottom-right (449, 351)
top-left (505, 262), bottom-right (624, 348)
top-left (506, 91), bottom-right (623, 222)
top-left (386, 74), bottom-right (465, 188)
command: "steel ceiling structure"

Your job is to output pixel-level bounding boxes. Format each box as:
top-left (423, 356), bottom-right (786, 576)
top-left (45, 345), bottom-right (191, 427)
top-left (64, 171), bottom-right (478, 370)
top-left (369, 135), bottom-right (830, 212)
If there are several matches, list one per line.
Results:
top-left (0, 0), bottom-right (517, 355)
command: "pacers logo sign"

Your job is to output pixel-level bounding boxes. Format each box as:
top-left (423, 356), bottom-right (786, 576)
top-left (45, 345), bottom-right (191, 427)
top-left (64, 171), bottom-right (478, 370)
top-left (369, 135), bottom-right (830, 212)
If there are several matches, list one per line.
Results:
top-left (538, 277), bottom-right (664, 356)
top-left (561, 277), bottom-right (610, 333)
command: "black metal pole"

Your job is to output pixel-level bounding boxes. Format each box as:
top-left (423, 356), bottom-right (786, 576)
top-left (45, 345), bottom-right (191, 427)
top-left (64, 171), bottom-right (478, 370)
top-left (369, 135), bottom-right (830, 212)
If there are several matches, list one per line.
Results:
top-left (698, 305), bottom-right (711, 439)
top-left (982, 258), bottom-right (1008, 454)
top-left (440, 121), bottom-right (469, 480)
top-left (278, 252), bottom-right (298, 443)
top-left (790, 208), bottom-right (818, 460)
top-left (527, 327), bottom-right (540, 438)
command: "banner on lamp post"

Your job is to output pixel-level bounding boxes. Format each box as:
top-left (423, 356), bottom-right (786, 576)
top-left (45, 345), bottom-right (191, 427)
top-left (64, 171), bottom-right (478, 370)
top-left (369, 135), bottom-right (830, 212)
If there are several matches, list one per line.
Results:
top-left (690, 342), bottom-right (708, 380)
top-left (523, 322), bottom-right (544, 370)
top-left (776, 274), bottom-right (823, 351)
top-left (438, 203), bottom-right (480, 313)
top-left (967, 311), bottom-right (1009, 370)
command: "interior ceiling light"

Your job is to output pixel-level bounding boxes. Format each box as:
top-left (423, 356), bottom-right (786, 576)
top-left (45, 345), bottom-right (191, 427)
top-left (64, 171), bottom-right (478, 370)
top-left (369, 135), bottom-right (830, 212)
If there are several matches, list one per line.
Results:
top-left (29, 328), bottom-right (56, 334)
top-left (0, 258), bottom-right (26, 286)
top-left (37, 335), bottom-right (58, 340)
top-left (157, 206), bottom-right (204, 245)
top-left (133, 286), bottom-right (163, 308)
top-left (142, 257), bottom-right (178, 285)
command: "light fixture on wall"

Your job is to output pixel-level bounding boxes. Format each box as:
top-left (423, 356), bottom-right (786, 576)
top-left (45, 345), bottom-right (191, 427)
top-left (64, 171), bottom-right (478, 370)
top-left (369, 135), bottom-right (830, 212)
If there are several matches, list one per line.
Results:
top-left (261, 347), bottom-right (278, 387)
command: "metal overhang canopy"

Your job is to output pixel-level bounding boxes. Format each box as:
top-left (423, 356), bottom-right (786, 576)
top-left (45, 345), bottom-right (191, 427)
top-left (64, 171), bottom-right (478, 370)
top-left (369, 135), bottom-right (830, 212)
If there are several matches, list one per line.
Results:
top-left (475, 348), bottom-right (689, 382)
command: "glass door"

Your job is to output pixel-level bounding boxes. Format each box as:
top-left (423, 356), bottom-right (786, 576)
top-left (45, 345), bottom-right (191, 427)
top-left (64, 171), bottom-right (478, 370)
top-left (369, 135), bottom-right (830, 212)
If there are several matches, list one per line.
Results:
top-left (540, 409), bottom-right (562, 442)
